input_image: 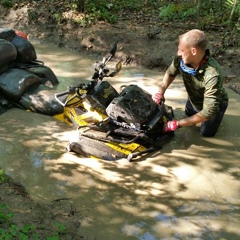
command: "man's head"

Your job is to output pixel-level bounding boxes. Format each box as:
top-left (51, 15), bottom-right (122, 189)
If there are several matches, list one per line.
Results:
top-left (177, 29), bottom-right (208, 67)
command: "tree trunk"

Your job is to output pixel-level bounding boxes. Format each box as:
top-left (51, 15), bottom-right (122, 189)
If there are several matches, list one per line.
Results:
top-left (77, 0), bottom-right (85, 13)
top-left (197, 0), bottom-right (202, 27)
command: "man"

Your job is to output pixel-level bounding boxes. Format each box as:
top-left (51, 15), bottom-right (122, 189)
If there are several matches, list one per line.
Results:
top-left (152, 29), bottom-right (228, 137)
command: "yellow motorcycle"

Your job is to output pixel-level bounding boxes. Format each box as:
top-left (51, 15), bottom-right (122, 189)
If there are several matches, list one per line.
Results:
top-left (54, 43), bottom-right (174, 161)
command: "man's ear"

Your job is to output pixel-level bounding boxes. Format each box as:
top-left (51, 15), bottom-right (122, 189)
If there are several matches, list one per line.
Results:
top-left (191, 47), bottom-right (197, 56)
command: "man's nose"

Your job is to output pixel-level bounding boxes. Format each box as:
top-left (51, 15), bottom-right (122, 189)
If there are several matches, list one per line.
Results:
top-left (177, 49), bottom-right (182, 56)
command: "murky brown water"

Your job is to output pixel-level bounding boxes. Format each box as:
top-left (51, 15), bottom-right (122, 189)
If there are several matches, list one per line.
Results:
top-left (0, 42), bottom-right (239, 239)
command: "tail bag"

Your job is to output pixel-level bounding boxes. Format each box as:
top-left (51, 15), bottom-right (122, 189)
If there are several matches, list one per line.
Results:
top-left (106, 85), bottom-right (157, 129)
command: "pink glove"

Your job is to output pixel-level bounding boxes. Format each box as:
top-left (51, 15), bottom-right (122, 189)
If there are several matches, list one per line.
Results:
top-left (163, 120), bottom-right (180, 133)
top-left (152, 92), bottom-right (165, 104)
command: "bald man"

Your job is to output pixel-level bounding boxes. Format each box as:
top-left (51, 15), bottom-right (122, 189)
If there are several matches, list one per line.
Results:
top-left (152, 29), bottom-right (228, 137)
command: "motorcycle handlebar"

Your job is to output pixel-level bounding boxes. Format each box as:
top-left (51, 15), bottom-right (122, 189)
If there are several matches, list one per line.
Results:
top-left (55, 42), bottom-right (120, 106)
top-left (55, 89), bottom-right (71, 98)
top-left (55, 86), bottom-right (79, 106)
top-left (55, 85), bottom-right (78, 97)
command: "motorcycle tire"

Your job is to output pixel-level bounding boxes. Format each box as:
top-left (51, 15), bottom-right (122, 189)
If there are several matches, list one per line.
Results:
top-left (67, 136), bottom-right (128, 161)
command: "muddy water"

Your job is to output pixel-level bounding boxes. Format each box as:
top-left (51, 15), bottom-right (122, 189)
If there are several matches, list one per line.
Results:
top-left (0, 43), bottom-right (239, 240)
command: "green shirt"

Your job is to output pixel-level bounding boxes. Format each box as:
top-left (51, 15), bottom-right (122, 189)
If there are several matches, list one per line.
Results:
top-left (166, 54), bottom-right (228, 119)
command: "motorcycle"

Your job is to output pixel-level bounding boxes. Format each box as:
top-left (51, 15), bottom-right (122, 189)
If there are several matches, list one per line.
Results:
top-left (54, 44), bottom-right (174, 161)
top-left (0, 28), bottom-right (174, 161)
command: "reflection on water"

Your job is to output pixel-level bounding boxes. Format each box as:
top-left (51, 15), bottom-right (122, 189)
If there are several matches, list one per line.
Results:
top-left (0, 42), bottom-right (240, 240)
top-left (30, 150), bottom-right (44, 168)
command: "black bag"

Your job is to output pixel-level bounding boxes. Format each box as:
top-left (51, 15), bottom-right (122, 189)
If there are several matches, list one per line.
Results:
top-left (0, 68), bottom-right (41, 100)
top-left (106, 85), bottom-right (157, 128)
top-left (0, 39), bottom-right (17, 70)
top-left (11, 35), bottom-right (37, 63)
top-left (0, 28), bottom-right (16, 41)
top-left (25, 64), bottom-right (59, 86)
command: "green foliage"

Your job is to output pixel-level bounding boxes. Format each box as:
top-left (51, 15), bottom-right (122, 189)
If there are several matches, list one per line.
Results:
top-left (224, 0), bottom-right (240, 24)
top-left (0, 203), bottom-right (13, 224)
top-left (1, 0), bottom-right (239, 28)
top-left (0, 0), bottom-right (13, 8)
top-left (79, 0), bottom-right (239, 29)
top-left (53, 12), bottom-right (63, 25)
top-left (0, 212), bottom-right (67, 239)
top-left (27, 9), bottom-right (38, 21)
top-left (0, 169), bottom-right (7, 182)
top-left (159, 3), bottom-right (197, 21)
top-left (80, 0), bottom-right (171, 25)
top-left (0, 205), bottom-right (69, 239)
top-left (71, 0), bottom-right (85, 12)
top-left (85, 0), bottom-right (117, 23)
top-left (225, 0), bottom-right (240, 12)
top-left (0, 222), bottom-right (41, 240)
top-left (0, 171), bottom-right (69, 239)
top-left (116, 0), bottom-right (144, 12)
top-left (158, 0), bottom-right (240, 29)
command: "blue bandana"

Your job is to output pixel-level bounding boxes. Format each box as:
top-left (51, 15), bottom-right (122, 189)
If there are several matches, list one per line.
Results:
top-left (179, 50), bottom-right (210, 76)
top-left (180, 59), bottom-right (197, 76)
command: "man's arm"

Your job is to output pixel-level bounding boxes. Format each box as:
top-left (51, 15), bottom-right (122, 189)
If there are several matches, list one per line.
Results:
top-left (152, 72), bottom-right (176, 104)
top-left (157, 72), bottom-right (175, 94)
top-left (178, 112), bottom-right (207, 127)
top-left (164, 112), bottom-right (208, 133)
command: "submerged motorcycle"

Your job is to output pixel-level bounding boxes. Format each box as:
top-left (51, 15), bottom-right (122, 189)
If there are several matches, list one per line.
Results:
top-left (0, 28), bottom-right (174, 161)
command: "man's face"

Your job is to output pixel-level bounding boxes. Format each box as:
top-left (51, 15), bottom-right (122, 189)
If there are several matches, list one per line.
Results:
top-left (177, 39), bottom-right (194, 65)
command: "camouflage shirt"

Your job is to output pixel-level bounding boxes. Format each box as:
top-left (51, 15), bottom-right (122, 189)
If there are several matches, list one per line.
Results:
top-left (166, 52), bottom-right (228, 119)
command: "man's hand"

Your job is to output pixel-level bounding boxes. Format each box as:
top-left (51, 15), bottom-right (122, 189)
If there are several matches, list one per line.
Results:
top-left (152, 92), bottom-right (165, 104)
top-left (163, 120), bottom-right (180, 133)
